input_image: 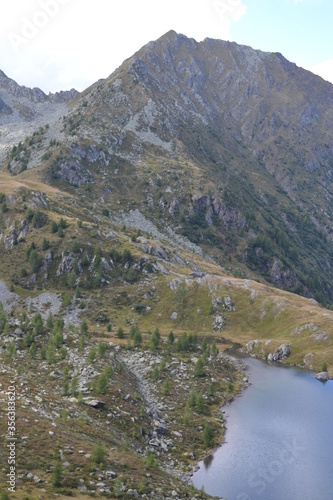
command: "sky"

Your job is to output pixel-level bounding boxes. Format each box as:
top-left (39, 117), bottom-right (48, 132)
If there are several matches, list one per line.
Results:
top-left (0, 0), bottom-right (332, 93)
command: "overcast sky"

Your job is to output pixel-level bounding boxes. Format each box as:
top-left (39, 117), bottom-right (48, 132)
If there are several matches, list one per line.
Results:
top-left (0, 0), bottom-right (332, 93)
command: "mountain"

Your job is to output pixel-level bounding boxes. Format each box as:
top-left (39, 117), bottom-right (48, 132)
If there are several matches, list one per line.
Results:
top-left (0, 31), bottom-right (333, 498)
top-left (0, 69), bottom-right (77, 161)
top-left (3, 30), bottom-right (332, 302)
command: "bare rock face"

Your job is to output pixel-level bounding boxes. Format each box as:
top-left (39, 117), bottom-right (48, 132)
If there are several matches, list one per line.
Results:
top-left (52, 158), bottom-right (94, 186)
top-left (245, 340), bottom-right (259, 353)
top-left (268, 343), bottom-right (291, 362)
top-left (270, 259), bottom-right (297, 288)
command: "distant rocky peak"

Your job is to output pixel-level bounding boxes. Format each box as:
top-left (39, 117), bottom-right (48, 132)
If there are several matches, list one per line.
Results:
top-left (0, 68), bottom-right (78, 103)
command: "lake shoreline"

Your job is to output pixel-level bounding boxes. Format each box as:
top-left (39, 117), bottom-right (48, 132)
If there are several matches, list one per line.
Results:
top-left (191, 353), bottom-right (333, 499)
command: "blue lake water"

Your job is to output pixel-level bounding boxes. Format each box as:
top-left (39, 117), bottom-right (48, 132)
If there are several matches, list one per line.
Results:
top-left (192, 357), bottom-right (333, 500)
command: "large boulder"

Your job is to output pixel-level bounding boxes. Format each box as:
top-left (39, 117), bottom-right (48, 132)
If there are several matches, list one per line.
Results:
top-left (245, 340), bottom-right (259, 353)
top-left (268, 343), bottom-right (291, 362)
top-left (315, 372), bottom-right (328, 382)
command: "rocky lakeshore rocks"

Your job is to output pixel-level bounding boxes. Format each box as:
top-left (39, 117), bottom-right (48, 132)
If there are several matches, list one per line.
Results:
top-left (267, 343), bottom-right (291, 362)
top-left (315, 372), bottom-right (329, 382)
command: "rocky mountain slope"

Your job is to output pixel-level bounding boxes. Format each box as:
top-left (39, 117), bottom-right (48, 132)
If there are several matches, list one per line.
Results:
top-left (0, 69), bottom-right (77, 162)
top-left (1, 30), bottom-right (333, 499)
top-left (3, 30), bottom-right (333, 303)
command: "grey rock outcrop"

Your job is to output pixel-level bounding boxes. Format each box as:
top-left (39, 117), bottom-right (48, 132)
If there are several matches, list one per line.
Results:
top-left (267, 343), bottom-right (291, 362)
top-left (315, 372), bottom-right (328, 382)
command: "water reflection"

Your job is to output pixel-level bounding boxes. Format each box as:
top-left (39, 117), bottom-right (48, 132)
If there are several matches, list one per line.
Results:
top-left (203, 453), bottom-right (214, 469)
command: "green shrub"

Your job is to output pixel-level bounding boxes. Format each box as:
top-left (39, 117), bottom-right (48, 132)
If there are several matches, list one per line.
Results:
top-left (59, 217), bottom-right (67, 229)
top-left (71, 240), bottom-right (80, 253)
top-left (50, 221), bottom-right (58, 233)
top-left (42, 237), bottom-right (50, 251)
top-left (144, 450), bottom-right (158, 468)
top-left (162, 378), bottom-right (170, 395)
top-left (116, 327), bottom-right (124, 339)
top-left (92, 444), bottom-right (107, 465)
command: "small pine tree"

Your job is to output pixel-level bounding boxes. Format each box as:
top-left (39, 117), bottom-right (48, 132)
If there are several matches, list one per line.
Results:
top-left (7, 342), bottom-right (16, 356)
top-left (50, 221), bottom-right (58, 234)
top-left (71, 376), bottom-right (79, 396)
top-left (183, 411), bottom-right (190, 426)
top-left (194, 358), bottom-right (205, 377)
top-left (92, 444), bottom-right (107, 465)
top-left (52, 461), bottom-right (62, 487)
top-left (162, 378), bottom-right (170, 395)
top-left (150, 327), bottom-right (160, 351)
top-left (80, 321), bottom-right (88, 335)
top-left (196, 394), bottom-right (205, 414)
top-left (88, 347), bottom-right (96, 363)
top-left (67, 271), bottom-right (76, 289)
top-left (98, 341), bottom-right (107, 358)
top-left (116, 327), bottom-right (124, 339)
top-left (42, 237), bottom-right (50, 251)
top-left (202, 422), bottom-right (214, 447)
top-left (97, 373), bottom-right (108, 394)
top-left (152, 366), bottom-right (160, 381)
top-left (46, 344), bottom-right (56, 364)
top-left (46, 313), bottom-right (54, 329)
top-left (167, 331), bottom-right (175, 344)
top-left (71, 240), bottom-right (80, 253)
top-left (211, 341), bottom-right (218, 356)
top-left (188, 390), bottom-right (197, 408)
top-left (103, 365), bottom-right (113, 379)
top-left (63, 381), bottom-right (69, 396)
top-left (59, 217), bottom-right (67, 229)
top-left (29, 342), bottom-right (37, 359)
top-left (133, 330), bottom-right (143, 347)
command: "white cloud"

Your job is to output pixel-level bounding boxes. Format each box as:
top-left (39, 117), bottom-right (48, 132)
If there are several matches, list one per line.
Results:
top-left (0, 0), bottom-right (246, 92)
top-left (308, 59), bottom-right (333, 85)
